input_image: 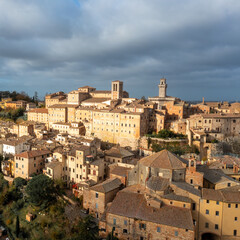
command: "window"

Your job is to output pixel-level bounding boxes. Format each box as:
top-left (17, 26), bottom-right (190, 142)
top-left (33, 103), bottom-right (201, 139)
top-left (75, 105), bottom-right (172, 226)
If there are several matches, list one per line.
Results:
top-left (206, 209), bottom-right (209, 215)
top-left (206, 200), bottom-right (209, 203)
top-left (139, 223), bottom-right (146, 230)
top-left (124, 220), bottom-right (127, 226)
top-left (228, 204), bottom-right (231, 208)
top-left (215, 224), bottom-right (218, 230)
top-left (190, 179), bottom-right (193, 184)
top-left (205, 222), bottom-right (209, 228)
top-left (216, 211), bottom-right (219, 216)
top-left (16, 163), bottom-right (18, 168)
top-left (216, 201), bottom-right (219, 205)
top-left (228, 183), bottom-right (231, 187)
top-left (96, 192), bottom-right (98, 199)
top-left (236, 204), bottom-right (238, 208)
top-left (235, 217), bottom-right (237, 221)
top-left (175, 231), bottom-right (178, 236)
top-left (123, 229), bottom-right (127, 234)
top-left (157, 227), bottom-right (161, 233)
top-left (192, 203), bottom-right (196, 211)
top-left (113, 218), bottom-right (116, 225)
top-left (234, 230), bottom-right (237, 236)
top-left (95, 203), bottom-right (98, 209)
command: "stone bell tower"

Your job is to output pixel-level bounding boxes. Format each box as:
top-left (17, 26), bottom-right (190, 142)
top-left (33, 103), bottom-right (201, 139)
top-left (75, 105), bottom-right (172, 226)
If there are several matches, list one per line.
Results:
top-left (111, 80), bottom-right (123, 100)
top-left (158, 78), bottom-right (167, 98)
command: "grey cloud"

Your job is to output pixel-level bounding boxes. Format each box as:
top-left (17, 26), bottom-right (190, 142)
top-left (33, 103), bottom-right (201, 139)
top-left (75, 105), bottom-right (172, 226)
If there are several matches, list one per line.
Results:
top-left (0, 0), bottom-right (240, 101)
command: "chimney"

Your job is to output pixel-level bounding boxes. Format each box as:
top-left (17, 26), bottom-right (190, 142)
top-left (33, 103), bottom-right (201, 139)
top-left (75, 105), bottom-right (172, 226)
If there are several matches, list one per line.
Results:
top-left (202, 97), bottom-right (205, 105)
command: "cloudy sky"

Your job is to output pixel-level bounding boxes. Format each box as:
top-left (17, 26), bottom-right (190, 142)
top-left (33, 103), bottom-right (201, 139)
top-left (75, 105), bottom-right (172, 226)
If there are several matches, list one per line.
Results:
top-left (0, 0), bottom-right (240, 101)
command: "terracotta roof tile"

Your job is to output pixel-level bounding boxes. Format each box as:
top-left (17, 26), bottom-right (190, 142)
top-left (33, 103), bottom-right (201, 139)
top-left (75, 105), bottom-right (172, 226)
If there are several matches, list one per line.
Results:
top-left (107, 191), bottom-right (194, 230)
top-left (146, 176), bottom-right (170, 192)
top-left (139, 149), bottom-right (187, 169)
top-left (28, 108), bottom-right (48, 114)
top-left (15, 150), bottom-right (51, 158)
top-left (90, 178), bottom-right (122, 193)
top-left (82, 98), bottom-right (110, 103)
top-left (110, 166), bottom-right (131, 177)
top-left (105, 147), bottom-right (134, 159)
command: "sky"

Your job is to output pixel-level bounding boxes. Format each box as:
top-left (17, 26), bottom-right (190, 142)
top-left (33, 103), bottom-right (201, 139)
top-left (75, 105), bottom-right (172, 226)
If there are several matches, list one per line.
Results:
top-left (0, 0), bottom-right (240, 101)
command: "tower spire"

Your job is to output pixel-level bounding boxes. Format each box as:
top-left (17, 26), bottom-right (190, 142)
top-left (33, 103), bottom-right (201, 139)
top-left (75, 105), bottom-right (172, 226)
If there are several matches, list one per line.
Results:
top-left (158, 78), bottom-right (167, 98)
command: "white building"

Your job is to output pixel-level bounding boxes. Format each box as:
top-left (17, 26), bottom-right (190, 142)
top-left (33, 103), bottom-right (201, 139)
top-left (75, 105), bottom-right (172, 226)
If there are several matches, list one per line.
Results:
top-left (2, 139), bottom-right (30, 157)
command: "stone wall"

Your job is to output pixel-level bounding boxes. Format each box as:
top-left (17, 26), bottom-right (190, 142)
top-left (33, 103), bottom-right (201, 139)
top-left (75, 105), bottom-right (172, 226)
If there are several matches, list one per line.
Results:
top-left (83, 187), bottom-right (120, 218)
top-left (185, 169), bottom-right (203, 188)
top-left (172, 169), bottom-right (186, 182)
top-left (140, 136), bottom-right (188, 150)
top-left (104, 213), bottom-right (194, 240)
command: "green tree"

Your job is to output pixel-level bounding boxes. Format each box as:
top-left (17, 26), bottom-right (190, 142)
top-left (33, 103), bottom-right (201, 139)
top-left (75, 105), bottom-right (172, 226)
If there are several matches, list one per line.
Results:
top-left (154, 129), bottom-right (186, 139)
top-left (13, 177), bottom-right (27, 189)
top-left (16, 215), bottom-right (20, 237)
top-left (33, 91), bottom-right (38, 104)
top-left (0, 173), bottom-right (8, 191)
top-left (73, 216), bottom-right (99, 240)
top-left (157, 129), bottom-right (174, 139)
top-left (151, 143), bottom-right (163, 152)
top-left (26, 174), bottom-right (56, 207)
top-left (54, 178), bottom-right (66, 194)
top-left (147, 137), bottom-right (151, 149)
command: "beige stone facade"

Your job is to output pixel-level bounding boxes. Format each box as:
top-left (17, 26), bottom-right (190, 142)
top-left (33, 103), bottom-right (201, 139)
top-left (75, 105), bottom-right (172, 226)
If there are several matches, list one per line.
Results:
top-left (12, 122), bottom-right (34, 137)
top-left (5, 100), bottom-right (27, 109)
top-left (14, 150), bottom-right (51, 179)
top-left (51, 146), bottom-right (105, 185)
top-left (51, 122), bottom-right (85, 136)
top-left (199, 188), bottom-right (240, 240)
top-left (99, 190), bottom-right (195, 240)
top-left (189, 113), bottom-right (240, 141)
top-left (44, 161), bottom-right (63, 180)
top-left (83, 178), bottom-right (122, 218)
top-left (48, 105), bottom-right (69, 127)
top-left (45, 92), bottom-right (66, 109)
top-left (27, 108), bottom-right (49, 123)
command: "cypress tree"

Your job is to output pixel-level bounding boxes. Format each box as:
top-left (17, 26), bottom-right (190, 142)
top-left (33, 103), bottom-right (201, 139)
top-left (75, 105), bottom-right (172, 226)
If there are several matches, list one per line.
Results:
top-left (16, 215), bottom-right (20, 237)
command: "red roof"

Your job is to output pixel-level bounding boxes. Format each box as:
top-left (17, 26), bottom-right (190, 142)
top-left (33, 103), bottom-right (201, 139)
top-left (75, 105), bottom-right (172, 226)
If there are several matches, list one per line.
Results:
top-left (29, 108), bottom-right (48, 114)
top-left (15, 150), bottom-right (51, 159)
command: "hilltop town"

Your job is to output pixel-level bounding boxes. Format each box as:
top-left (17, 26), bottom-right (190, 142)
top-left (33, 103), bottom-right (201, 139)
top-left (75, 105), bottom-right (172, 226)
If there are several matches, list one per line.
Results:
top-left (0, 79), bottom-right (240, 239)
